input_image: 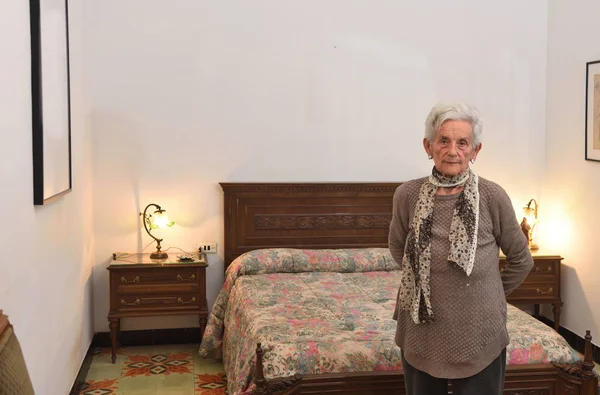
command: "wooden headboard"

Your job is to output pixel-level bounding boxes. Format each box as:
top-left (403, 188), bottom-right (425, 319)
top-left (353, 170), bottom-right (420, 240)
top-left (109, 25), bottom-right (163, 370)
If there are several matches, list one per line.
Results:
top-left (220, 182), bottom-right (401, 270)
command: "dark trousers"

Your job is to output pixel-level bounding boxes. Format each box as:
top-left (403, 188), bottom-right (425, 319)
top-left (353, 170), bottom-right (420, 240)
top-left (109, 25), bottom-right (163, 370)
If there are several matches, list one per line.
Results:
top-left (401, 349), bottom-right (506, 395)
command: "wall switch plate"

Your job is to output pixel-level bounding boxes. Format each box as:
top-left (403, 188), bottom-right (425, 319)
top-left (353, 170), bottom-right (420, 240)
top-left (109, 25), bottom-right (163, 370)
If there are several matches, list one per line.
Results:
top-left (198, 242), bottom-right (217, 254)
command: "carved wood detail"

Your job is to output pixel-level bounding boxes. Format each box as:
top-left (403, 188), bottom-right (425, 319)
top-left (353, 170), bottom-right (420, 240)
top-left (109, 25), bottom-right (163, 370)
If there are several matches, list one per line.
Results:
top-left (221, 183), bottom-right (399, 194)
top-left (504, 390), bottom-right (549, 395)
top-left (553, 362), bottom-right (597, 379)
top-left (254, 214), bottom-right (392, 230)
top-left (250, 376), bottom-right (302, 394)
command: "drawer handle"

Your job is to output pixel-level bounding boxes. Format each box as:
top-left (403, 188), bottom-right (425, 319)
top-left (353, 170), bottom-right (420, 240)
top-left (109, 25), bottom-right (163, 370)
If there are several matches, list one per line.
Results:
top-left (177, 297), bottom-right (196, 305)
top-left (177, 274), bottom-right (196, 282)
top-left (120, 298), bottom-right (141, 306)
top-left (121, 276), bottom-right (140, 284)
top-left (535, 266), bottom-right (552, 272)
top-left (536, 287), bottom-right (554, 295)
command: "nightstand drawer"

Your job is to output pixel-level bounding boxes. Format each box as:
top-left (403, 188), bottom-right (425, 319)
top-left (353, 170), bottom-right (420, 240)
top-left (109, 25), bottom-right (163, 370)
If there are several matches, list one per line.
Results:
top-left (508, 284), bottom-right (558, 300)
top-left (117, 292), bottom-right (201, 311)
top-left (525, 260), bottom-right (559, 281)
top-left (117, 268), bottom-right (201, 286)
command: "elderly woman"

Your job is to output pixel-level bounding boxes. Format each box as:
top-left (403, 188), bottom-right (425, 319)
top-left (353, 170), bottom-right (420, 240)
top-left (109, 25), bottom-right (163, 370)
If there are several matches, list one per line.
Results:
top-left (389, 102), bottom-right (533, 395)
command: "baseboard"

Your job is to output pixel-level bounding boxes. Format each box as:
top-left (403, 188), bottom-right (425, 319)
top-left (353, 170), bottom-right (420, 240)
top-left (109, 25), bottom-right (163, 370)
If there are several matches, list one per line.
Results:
top-left (536, 316), bottom-right (600, 363)
top-left (92, 327), bottom-right (202, 348)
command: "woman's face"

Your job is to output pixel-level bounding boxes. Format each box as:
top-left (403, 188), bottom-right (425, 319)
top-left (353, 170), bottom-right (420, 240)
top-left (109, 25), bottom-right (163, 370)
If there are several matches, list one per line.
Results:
top-left (423, 120), bottom-right (482, 177)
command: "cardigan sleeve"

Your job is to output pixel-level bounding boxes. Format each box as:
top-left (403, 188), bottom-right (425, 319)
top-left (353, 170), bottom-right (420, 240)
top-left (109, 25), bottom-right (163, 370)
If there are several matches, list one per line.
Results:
top-left (492, 187), bottom-right (534, 296)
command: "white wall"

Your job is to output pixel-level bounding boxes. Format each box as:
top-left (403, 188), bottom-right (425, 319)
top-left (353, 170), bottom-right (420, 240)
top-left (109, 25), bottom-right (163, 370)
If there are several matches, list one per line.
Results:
top-left (541, 0), bottom-right (600, 341)
top-left (0, 1), bottom-right (94, 394)
top-left (85, 0), bottom-right (548, 331)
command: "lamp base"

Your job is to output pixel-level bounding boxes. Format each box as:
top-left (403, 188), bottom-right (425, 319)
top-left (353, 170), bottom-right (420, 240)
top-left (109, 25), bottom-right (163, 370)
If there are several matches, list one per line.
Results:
top-left (529, 243), bottom-right (539, 251)
top-left (150, 251), bottom-right (168, 260)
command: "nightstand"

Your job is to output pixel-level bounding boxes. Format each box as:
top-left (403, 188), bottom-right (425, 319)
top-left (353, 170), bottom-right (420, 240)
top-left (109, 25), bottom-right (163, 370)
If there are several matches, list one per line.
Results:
top-left (500, 251), bottom-right (563, 331)
top-left (107, 253), bottom-right (208, 363)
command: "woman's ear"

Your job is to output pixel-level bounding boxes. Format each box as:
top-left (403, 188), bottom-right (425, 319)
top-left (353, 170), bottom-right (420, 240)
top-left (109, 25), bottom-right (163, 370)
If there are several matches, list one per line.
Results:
top-left (423, 138), bottom-right (432, 157)
top-left (472, 143), bottom-right (482, 160)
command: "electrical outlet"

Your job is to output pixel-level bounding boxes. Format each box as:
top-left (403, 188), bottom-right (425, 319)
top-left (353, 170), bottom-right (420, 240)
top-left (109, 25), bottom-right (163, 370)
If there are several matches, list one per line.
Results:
top-left (198, 242), bottom-right (218, 254)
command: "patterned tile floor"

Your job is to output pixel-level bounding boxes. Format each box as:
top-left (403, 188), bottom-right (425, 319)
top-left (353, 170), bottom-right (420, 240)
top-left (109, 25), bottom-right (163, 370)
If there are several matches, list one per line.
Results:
top-left (78, 344), bottom-right (226, 395)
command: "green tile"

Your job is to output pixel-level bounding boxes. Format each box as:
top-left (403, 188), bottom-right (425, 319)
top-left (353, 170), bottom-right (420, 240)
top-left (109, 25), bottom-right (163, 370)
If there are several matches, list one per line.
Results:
top-left (156, 373), bottom-right (194, 394)
top-left (157, 343), bottom-right (198, 354)
top-left (117, 375), bottom-right (157, 395)
top-left (193, 355), bottom-right (225, 374)
top-left (116, 387), bottom-right (156, 395)
top-left (84, 352), bottom-right (126, 381)
top-left (120, 345), bottom-right (157, 356)
top-left (85, 364), bottom-right (124, 382)
top-left (94, 352), bottom-right (127, 365)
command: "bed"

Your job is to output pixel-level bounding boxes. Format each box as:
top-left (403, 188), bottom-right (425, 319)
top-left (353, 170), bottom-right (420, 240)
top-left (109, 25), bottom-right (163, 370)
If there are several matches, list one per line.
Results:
top-left (200, 182), bottom-right (598, 395)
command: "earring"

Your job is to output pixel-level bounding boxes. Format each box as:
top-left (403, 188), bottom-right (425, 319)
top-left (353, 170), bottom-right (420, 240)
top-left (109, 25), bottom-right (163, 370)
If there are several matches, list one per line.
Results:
top-left (428, 155), bottom-right (433, 160)
top-left (470, 158), bottom-right (475, 164)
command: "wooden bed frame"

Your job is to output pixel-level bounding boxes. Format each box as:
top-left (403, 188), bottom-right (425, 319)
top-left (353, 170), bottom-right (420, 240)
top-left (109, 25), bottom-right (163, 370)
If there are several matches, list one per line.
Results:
top-left (220, 182), bottom-right (598, 395)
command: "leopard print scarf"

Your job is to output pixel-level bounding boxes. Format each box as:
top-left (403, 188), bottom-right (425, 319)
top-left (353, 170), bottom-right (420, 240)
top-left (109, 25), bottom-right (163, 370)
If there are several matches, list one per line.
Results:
top-left (398, 167), bottom-right (479, 324)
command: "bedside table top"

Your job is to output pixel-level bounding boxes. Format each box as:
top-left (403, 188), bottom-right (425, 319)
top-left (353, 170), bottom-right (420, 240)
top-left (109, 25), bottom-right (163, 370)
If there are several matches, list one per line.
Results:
top-left (110, 252), bottom-right (208, 267)
top-left (500, 248), bottom-right (563, 260)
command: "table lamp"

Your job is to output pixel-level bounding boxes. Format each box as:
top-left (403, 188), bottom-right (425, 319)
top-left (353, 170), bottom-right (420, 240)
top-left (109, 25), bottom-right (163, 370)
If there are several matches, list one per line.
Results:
top-left (520, 198), bottom-right (539, 250)
top-left (140, 203), bottom-right (175, 259)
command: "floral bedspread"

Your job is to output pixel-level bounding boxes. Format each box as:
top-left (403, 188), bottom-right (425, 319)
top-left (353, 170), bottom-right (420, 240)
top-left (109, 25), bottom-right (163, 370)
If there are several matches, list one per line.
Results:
top-left (199, 248), bottom-right (581, 395)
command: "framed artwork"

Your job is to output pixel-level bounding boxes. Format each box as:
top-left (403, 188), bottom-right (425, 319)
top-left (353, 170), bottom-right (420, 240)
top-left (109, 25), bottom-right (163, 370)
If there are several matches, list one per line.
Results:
top-left (30, 0), bottom-right (73, 205)
top-left (585, 60), bottom-right (600, 162)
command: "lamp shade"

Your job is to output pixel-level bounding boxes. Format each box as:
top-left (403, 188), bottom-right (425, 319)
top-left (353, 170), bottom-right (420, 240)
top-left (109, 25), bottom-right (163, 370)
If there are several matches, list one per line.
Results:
top-left (152, 209), bottom-right (170, 228)
top-left (524, 212), bottom-right (536, 228)
top-left (522, 200), bottom-right (538, 226)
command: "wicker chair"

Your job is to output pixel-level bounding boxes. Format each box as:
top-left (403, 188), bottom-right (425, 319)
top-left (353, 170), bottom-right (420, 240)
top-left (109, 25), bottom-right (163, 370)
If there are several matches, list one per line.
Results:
top-left (0, 310), bottom-right (34, 395)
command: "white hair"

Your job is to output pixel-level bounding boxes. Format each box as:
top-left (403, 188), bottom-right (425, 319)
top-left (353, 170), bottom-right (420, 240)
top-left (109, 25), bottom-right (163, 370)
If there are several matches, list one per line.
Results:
top-left (424, 102), bottom-right (483, 147)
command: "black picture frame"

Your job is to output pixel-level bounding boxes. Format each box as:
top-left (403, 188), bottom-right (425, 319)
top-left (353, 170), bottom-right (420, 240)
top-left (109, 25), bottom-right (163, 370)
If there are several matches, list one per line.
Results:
top-left (30, 0), bottom-right (73, 205)
top-left (585, 60), bottom-right (600, 162)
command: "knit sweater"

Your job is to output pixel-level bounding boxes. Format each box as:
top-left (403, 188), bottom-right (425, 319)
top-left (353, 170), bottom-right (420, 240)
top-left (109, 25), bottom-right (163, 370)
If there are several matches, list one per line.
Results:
top-left (389, 176), bottom-right (533, 379)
